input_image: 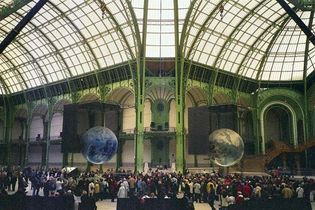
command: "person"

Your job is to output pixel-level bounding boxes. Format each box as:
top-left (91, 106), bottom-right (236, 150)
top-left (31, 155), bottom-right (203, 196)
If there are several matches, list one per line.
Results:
top-left (296, 184), bottom-right (304, 199)
top-left (63, 190), bottom-right (75, 210)
top-left (235, 191), bottom-right (244, 205)
top-left (56, 177), bottom-right (64, 195)
top-left (94, 181), bottom-right (100, 200)
top-left (219, 4), bottom-right (224, 19)
top-left (88, 181), bottom-right (95, 197)
top-left (117, 182), bottom-right (128, 198)
top-left (43, 177), bottom-right (50, 197)
top-left (282, 184), bottom-right (293, 199)
top-left (109, 178), bottom-right (117, 202)
top-left (193, 181), bottom-right (201, 203)
top-left (79, 190), bottom-right (97, 210)
top-left (227, 192), bottom-right (235, 206)
top-left (242, 182), bottom-right (252, 200)
top-left (254, 183), bottom-right (262, 199)
top-left (128, 176), bottom-right (136, 196)
top-left (48, 177), bottom-right (57, 197)
top-left (12, 187), bottom-right (26, 210)
top-left (220, 190), bottom-right (229, 210)
top-left (30, 175), bottom-right (41, 196)
top-left (208, 184), bottom-right (216, 210)
top-left (11, 172), bottom-right (17, 192)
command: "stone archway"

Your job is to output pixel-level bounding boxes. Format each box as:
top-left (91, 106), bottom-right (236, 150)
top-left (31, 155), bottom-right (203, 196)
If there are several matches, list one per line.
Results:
top-left (260, 101), bottom-right (297, 154)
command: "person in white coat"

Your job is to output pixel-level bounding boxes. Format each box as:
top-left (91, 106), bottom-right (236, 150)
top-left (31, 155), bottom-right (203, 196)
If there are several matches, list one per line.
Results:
top-left (117, 183), bottom-right (128, 198)
top-left (296, 184), bottom-right (304, 199)
top-left (88, 181), bottom-right (95, 197)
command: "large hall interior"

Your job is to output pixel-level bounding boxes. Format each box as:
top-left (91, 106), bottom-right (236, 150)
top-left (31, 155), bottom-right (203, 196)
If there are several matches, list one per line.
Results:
top-left (1, 0), bottom-right (315, 210)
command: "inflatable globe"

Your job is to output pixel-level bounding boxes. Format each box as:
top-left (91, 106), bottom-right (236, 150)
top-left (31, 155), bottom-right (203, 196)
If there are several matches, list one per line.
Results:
top-left (81, 126), bottom-right (118, 164)
top-left (209, 128), bottom-right (244, 167)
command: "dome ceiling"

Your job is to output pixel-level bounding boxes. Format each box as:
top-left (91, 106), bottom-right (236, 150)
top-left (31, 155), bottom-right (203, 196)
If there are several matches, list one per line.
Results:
top-left (0, 0), bottom-right (314, 95)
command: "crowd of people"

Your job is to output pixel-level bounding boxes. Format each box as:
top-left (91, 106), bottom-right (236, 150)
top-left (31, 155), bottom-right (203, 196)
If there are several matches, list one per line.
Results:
top-left (0, 166), bottom-right (314, 210)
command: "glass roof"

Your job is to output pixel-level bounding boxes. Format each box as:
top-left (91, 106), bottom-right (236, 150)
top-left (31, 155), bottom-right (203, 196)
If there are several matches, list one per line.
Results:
top-left (0, 0), bottom-right (314, 94)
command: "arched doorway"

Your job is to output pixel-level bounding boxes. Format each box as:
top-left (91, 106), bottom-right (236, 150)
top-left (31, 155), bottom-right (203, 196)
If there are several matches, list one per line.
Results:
top-left (261, 102), bottom-right (297, 154)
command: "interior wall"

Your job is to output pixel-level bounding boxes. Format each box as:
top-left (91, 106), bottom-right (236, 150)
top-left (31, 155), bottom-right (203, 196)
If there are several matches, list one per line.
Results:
top-left (122, 140), bottom-right (134, 167)
top-left (49, 145), bottom-right (62, 168)
top-left (50, 112), bottom-right (63, 137)
top-left (122, 107), bottom-right (135, 131)
top-left (169, 100), bottom-right (176, 129)
top-left (169, 139), bottom-right (175, 163)
top-left (12, 119), bottom-right (23, 141)
top-left (30, 116), bottom-right (44, 140)
top-left (144, 100), bottom-right (152, 129)
top-left (144, 140), bottom-right (151, 164)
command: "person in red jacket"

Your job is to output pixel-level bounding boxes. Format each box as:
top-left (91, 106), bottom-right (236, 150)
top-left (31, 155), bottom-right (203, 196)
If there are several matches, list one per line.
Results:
top-left (109, 178), bottom-right (117, 202)
top-left (242, 182), bottom-right (252, 200)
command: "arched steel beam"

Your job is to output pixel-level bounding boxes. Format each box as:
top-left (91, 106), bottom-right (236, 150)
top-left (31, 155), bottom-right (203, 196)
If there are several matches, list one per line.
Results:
top-left (94, 0), bottom-right (138, 86)
top-left (95, 0), bottom-right (135, 60)
top-left (179, 0), bottom-right (225, 99)
top-left (121, 0), bottom-right (142, 83)
top-left (1, 53), bottom-right (32, 105)
top-left (303, 11), bottom-right (314, 81)
top-left (47, 1), bottom-right (101, 87)
top-left (119, 90), bottom-right (133, 105)
top-left (1, 28), bottom-right (48, 84)
top-left (232, 10), bottom-right (292, 100)
top-left (212, 1), bottom-right (266, 73)
top-left (14, 10), bottom-right (75, 95)
top-left (0, 55), bottom-right (16, 94)
top-left (185, 0), bottom-right (225, 59)
top-left (1, 27), bottom-right (49, 100)
top-left (186, 91), bottom-right (198, 107)
top-left (125, 0), bottom-right (142, 56)
top-left (256, 16), bottom-right (295, 87)
top-left (0, 53), bottom-right (28, 89)
top-left (207, 2), bottom-right (268, 103)
top-left (179, 0), bottom-right (199, 54)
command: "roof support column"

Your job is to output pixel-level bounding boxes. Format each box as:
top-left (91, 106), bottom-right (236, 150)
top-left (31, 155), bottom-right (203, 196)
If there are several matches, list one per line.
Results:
top-left (134, 0), bottom-right (148, 173)
top-left (116, 109), bottom-right (124, 171)
top-left (303, 10), bottom-right (314, 168)
top-left (303, 11), bottom-right (314, 142)
top-left (43, 100), bottom-right (54, 170)
top-left (3, 97), bottom-right (14, 167)
top-left (174, 0), bottom-right (186, 173)
top-left (24, 103), bottom-right (34, 167)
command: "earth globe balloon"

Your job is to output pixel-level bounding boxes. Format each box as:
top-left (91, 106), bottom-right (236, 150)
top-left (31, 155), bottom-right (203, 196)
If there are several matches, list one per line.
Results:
top-left (209, 128), bottom-right (244, 167)
top-left (81, 126), bottom-right (118, 164)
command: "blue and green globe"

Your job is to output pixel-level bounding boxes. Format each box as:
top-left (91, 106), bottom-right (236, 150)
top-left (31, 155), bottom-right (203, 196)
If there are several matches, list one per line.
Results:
top-left (81, 126), bottom-right (118, 164)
